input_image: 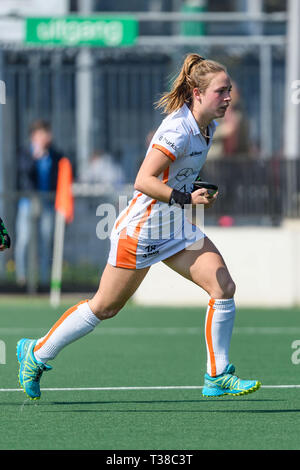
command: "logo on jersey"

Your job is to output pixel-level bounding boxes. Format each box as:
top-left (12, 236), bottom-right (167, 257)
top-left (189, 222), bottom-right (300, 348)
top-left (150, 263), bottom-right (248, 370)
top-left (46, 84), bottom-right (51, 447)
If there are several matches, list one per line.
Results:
top-left (175, 168), bottom-right (194, 181)
top-left (158, 134), bottom-right (177, 152)
top-left (189, 151), bottom-right (203, 157)
top-left (143, 244), bottom-right (159, 258)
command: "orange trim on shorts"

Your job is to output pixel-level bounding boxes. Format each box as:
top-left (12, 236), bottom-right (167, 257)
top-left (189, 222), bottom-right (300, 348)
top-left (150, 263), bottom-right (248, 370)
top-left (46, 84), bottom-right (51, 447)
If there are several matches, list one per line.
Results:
top-left (116, 228), bottom-right (139, 269)
top-left (152, 143), bottom-right (176, 162)
top-left (205, 298), bottom-right (216, 377)
top-left (116, 199), bottom-right (157, 269)
top-left (33, 300), bottom-right (88, 353)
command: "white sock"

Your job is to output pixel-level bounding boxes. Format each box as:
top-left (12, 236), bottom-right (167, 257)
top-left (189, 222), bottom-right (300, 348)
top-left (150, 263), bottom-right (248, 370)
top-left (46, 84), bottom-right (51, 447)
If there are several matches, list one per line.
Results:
top-left (204, 298), bottom-right (236, 377)
top-left (34, 300), bottom-right (100, 363)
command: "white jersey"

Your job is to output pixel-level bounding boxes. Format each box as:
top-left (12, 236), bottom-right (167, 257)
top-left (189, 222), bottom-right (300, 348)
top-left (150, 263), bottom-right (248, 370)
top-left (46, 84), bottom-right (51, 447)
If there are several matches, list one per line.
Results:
top-left (108, 104), bottom-right (217, 269)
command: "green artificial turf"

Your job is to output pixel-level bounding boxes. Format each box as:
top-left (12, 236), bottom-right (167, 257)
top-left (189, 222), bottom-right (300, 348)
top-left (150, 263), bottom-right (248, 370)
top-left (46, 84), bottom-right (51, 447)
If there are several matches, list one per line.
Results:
top-left (0, 298), bottom-right (300, 450)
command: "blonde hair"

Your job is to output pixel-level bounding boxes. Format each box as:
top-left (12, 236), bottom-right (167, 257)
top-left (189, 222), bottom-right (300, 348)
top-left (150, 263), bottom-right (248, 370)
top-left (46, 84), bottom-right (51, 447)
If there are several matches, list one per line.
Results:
top-left (156, 53), bottom-right (227, 114)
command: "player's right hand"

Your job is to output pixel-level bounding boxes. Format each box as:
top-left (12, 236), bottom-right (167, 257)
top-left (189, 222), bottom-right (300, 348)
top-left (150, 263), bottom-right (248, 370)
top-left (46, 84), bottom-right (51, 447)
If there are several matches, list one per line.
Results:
top-left (191, 188), bottom-right (218, 206)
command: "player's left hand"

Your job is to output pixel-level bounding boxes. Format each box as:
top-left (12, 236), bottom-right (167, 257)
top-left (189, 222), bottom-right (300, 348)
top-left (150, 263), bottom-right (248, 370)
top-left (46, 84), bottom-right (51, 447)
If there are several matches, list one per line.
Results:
top-left (0, 218), bottom-right (11, 250)
top-left (204, 190), bottom-right (219, 209)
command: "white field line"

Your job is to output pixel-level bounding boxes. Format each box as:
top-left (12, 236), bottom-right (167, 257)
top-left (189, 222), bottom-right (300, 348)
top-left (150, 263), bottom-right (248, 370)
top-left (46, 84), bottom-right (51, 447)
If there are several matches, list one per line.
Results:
top-left (0, 385), bottom-right (300, 392)
top-left (1, 327), bottom-right (299, 392)
top-left (1, 326), bottom-right (300, 336)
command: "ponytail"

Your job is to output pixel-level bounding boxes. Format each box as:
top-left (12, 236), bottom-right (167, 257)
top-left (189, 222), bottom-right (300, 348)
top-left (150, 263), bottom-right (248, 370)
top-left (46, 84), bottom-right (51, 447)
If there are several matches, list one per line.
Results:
top-left (156, 53), bottom-right (226, 114)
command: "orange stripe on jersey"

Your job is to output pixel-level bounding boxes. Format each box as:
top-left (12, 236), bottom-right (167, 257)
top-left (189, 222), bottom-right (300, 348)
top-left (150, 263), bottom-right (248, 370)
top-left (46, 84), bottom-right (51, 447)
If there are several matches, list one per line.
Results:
top-left (33, 300), bottom-right (88, 353)
top-left (162, 166), bottom-right (170, 184)
top-left (152, 143), bottom-right (176, 162)
top-left (116, 199), bottom-right (157, 269)
top-left (205, 298), bottom-right (216, 377)
top-left (133, 199), bottom-right (157, 239)
top-left (115, 192), bottom-right (142, 230)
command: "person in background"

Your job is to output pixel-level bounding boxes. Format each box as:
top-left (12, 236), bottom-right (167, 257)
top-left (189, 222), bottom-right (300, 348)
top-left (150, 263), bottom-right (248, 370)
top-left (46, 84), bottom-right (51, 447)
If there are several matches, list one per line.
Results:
top-left (209, 81), bottom-right (249, 159)
top-left (15, 120), bottom-right (63, 286)
top-left (206, 82), bottom-right (250, 227)
top-left (80, 150), bottom-right (125, 187)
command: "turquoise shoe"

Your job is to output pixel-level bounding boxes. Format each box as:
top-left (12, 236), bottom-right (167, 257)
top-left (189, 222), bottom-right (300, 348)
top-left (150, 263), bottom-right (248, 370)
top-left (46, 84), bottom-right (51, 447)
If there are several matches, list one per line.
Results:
top-left (17, 338), bottom-right (52, 400)
top-left (202, 364), bottom-right (261, 397)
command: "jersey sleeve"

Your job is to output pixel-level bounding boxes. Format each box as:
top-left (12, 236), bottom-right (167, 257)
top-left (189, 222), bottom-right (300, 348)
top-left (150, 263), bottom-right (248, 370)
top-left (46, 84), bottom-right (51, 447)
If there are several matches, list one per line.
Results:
top-left (151, 124), bottom-right (188, 162)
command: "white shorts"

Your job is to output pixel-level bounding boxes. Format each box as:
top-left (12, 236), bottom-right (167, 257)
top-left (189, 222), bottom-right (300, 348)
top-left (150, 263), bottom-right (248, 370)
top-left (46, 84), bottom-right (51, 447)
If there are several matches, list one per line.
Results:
top-left (108, 220), bottom-right (206, 270)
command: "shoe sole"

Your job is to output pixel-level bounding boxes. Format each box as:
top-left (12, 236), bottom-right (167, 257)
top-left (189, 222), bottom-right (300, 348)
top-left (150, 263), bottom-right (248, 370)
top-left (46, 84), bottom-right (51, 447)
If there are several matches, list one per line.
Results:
top-left (16, 340), bottom-right (40, 401)
top-left (202, 381), bottom-right (261, 398)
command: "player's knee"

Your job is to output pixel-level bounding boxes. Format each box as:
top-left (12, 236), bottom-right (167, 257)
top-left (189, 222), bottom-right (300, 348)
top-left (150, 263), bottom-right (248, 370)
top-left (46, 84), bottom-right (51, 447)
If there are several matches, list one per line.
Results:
top-left (94, 302), bottom-right (124, 320)
top-left (221, 279), bottom-right (236, 299)
top-left (99, 309), bottom-right (120, 320)
top-left (209, 278), bottom-right (236, 299)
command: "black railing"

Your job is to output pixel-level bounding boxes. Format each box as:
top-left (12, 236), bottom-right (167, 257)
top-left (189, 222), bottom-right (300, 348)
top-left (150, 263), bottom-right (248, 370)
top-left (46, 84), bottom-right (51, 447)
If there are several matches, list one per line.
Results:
top-left (200, 158), bottom-right (300, 223)
top-left (0, 158), bottom-right (299, 292)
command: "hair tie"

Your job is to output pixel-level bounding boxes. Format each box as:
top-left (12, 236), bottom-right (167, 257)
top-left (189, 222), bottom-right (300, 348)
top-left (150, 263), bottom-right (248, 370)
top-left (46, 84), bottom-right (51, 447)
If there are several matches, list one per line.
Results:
top-left (187, 56), bottom-right (204, 75)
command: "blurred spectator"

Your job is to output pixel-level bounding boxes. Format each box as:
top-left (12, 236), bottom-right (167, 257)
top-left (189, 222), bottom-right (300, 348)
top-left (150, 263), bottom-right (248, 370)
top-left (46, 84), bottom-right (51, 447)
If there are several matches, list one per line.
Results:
top-left (80, 150), bottom-right (125, 186)
top-left (15, 120), bottom-right (63, 286)
top-left (209, 81), bottom-right (250, 159)
top-left (206, 83), bottom-right (250, 227)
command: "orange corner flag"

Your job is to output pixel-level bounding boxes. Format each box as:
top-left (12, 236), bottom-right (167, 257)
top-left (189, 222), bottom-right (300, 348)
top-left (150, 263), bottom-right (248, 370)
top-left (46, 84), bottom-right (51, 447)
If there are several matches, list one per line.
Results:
top-left (55, 157), bottom-right (74, 224)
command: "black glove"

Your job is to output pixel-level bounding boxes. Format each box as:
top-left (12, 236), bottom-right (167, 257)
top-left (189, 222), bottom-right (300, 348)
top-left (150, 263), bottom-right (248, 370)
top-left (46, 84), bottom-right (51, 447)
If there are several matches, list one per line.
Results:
top-left (0, 217), bottom-right (11, 249)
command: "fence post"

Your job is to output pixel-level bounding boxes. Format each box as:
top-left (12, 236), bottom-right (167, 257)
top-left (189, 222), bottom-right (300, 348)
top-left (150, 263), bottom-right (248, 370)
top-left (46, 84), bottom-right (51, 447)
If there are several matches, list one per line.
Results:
top-left (260, 43), bottom-right (273, 158)
top-left (27, 195), bottom-right (39, 294)
top-left (76, 0), bottom-right (93, 177)
top-left (0, 50), bottom-right (5, 279)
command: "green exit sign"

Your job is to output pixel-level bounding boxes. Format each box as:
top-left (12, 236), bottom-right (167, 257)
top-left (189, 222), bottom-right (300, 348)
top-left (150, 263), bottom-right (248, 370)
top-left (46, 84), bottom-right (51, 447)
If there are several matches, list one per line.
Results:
top-left (25, 16), bottom-right (138, 47)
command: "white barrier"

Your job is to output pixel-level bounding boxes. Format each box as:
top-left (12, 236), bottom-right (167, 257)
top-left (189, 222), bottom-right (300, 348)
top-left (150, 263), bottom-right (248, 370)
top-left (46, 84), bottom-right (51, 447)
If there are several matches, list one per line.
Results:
top-left (134, 223), bottom-right (300, 307)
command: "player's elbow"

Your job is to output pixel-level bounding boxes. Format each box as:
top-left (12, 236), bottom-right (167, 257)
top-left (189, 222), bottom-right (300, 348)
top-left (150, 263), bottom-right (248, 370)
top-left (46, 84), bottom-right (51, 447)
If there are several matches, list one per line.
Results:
top-left (134, 180), bottom-right (141, 192)
top-left (134, 176), bottom-right (146, 193)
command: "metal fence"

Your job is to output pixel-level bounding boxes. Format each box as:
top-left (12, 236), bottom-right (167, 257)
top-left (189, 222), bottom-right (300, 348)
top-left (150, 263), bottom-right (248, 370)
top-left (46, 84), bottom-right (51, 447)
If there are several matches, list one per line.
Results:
top-left (201, 157), bottom-right (299, 223)
top-left (0, 157), bottom-right (299, 292)
top-left (0, 48), bottom-right (172, 191)
top-left (0, 19), bottom-right (294, 293)
top-left (0, 39), bottom-right (286, 190)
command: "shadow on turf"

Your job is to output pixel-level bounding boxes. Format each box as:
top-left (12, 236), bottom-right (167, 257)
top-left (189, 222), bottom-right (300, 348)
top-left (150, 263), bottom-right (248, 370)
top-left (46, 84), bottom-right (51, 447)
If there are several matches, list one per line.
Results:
top-left (37, 407), bottom-right (300, 415)
top-left (4, 397), bottom-right (289, 413)
top-left (45, 398), bottom-right (279, 406)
